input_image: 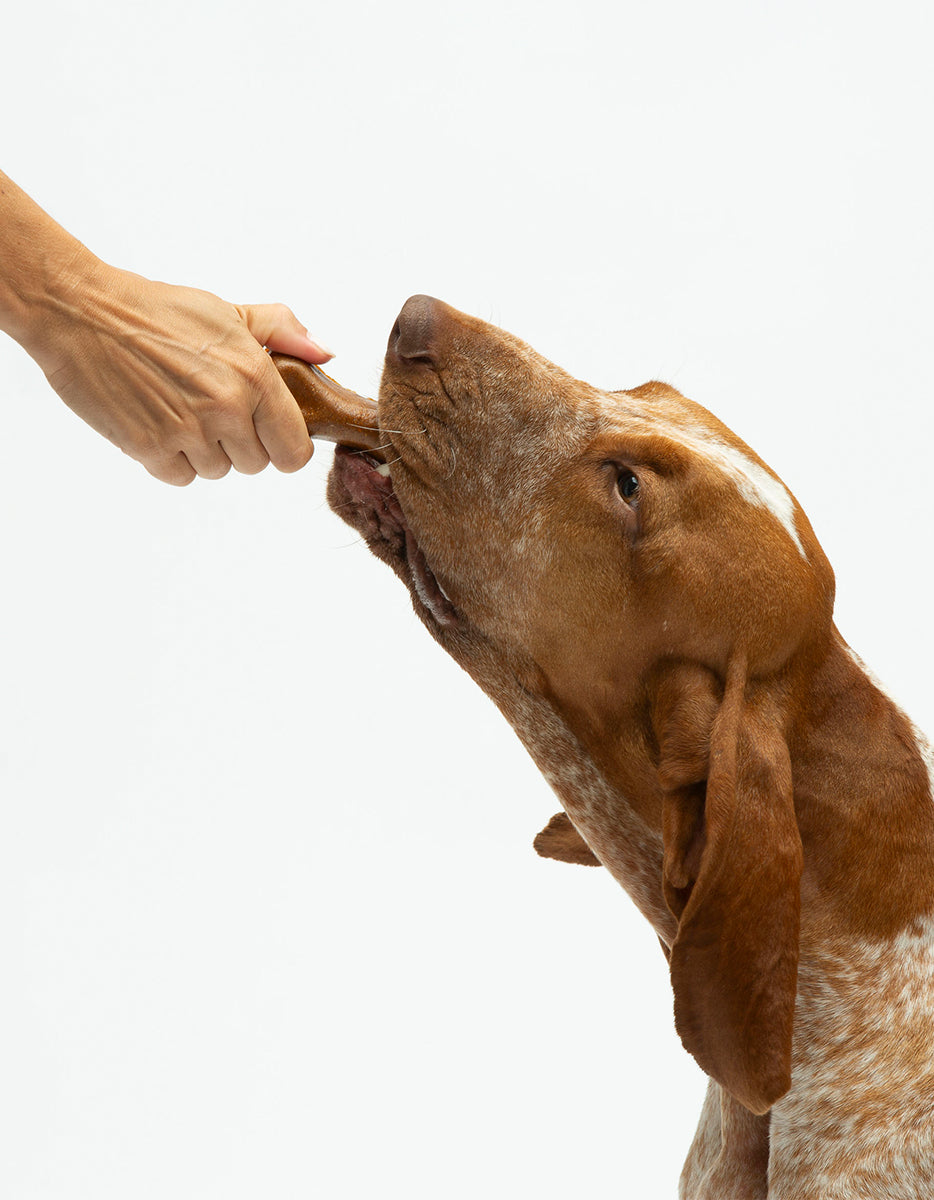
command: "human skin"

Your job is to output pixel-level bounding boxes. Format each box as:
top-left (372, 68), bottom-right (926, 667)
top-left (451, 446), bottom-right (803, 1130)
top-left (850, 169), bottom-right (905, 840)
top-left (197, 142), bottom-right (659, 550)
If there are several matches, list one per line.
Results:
top-left (0, 168), bottom-right (331, 485)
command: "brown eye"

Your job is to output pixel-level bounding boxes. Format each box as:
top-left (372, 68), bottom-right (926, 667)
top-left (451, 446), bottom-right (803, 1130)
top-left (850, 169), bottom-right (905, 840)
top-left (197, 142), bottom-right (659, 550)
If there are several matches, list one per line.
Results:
top-left (618, 469), bottom-right (639, 501)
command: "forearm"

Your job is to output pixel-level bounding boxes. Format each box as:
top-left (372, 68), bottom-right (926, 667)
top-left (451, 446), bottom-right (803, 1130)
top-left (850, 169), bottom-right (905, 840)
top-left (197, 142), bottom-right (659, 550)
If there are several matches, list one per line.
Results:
top-left (0, 169), bottom-right (104, 355)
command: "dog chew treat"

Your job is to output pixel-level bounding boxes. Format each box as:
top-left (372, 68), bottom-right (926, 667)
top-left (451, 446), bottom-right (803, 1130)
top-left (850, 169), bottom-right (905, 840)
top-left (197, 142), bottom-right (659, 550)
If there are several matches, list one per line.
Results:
top-left (272, 353), bottom-right (383, 455)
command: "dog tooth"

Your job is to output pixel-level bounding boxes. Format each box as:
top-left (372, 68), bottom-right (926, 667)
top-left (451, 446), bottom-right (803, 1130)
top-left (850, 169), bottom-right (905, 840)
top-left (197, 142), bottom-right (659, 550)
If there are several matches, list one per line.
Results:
top-left (375, 462), bottom-right (392, 478)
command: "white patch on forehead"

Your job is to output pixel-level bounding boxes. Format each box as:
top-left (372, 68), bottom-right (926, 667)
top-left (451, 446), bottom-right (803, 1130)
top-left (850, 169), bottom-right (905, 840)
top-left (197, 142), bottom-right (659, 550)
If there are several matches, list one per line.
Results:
top-left (611, 393), bottom-right (807, 559)
top-left (664, 423), bottom-right (805, 558)
top-left (691, 434), bottom-right (805, 559)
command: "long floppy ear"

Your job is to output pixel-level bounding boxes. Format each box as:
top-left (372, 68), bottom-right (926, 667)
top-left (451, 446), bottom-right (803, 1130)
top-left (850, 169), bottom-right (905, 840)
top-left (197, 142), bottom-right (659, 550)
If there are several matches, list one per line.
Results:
top-left (650, 657), bottom-right (803, 1115)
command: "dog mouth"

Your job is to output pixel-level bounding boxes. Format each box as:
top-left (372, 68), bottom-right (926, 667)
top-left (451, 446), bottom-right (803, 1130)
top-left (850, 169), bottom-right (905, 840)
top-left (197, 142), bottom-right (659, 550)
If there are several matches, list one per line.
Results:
top-left (271, 351), bottom-right (460, 630)
top-left (329, 447), bottom-right (460, 630)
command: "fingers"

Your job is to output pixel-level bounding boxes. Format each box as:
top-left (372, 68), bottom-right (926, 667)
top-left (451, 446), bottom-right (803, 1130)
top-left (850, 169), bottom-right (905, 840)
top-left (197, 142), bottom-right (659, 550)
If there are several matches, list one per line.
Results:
top-left (248, 354), bottom-right (315, 473)
top-left (183, 441), bottom-right (233, 480)
top-left (133, 352), bottom-right (311, 481)
top-left (145, 451), bottom-right (197, 487)
top-left (140, 434), bottom-right (271, 485)
top-left (238, 302), bottom-right (334, 364)
top-left (237, 300), bottom-right (333, 472)
top-left (218, 429), bottom-right (271, 476)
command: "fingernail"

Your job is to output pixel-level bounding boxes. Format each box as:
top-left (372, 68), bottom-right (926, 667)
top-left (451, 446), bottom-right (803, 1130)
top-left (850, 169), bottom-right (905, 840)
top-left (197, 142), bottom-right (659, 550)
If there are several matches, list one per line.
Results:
top-left (306, 335), bottom-right (335, 358)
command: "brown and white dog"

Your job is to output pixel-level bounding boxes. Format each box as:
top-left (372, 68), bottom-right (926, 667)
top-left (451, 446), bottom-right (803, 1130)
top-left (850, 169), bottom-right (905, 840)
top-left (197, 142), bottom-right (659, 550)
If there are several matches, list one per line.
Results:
top-left (325, 295), bottom-right (934, 1199)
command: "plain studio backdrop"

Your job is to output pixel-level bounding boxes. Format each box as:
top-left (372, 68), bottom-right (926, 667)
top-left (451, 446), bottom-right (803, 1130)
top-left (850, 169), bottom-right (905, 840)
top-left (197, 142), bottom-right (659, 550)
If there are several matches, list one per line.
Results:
top-left (2, 2), bottom-right (932, 1197)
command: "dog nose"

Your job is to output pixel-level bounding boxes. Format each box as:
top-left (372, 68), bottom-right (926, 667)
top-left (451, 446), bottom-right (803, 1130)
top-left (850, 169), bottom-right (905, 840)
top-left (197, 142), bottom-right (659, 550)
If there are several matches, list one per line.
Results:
top-left (389, 294), bottom-right (443, 365)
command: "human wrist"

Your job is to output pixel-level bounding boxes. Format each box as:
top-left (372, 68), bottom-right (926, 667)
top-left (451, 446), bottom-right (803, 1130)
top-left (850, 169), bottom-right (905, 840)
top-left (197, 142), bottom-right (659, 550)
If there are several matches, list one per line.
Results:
top-left (8, 240), bottom-right (112, 364)
top-left (0, 171), bottom-right (108, 358)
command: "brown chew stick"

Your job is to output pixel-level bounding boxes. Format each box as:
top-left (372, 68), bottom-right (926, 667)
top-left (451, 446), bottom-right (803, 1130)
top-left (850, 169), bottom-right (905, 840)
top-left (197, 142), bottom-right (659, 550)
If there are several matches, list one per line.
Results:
top-left (271, 354), bottom-right (383, 455)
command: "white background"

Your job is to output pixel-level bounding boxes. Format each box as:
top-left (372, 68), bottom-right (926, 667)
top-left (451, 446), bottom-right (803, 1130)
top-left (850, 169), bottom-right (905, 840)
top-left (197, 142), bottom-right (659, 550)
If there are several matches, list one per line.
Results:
top-left (2, 2), bottom-right (933, 1197)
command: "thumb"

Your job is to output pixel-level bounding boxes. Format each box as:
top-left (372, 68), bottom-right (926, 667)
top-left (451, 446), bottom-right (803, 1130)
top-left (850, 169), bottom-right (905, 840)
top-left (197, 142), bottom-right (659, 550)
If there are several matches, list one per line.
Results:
top-left (237, 302), bottom-right (334, 364)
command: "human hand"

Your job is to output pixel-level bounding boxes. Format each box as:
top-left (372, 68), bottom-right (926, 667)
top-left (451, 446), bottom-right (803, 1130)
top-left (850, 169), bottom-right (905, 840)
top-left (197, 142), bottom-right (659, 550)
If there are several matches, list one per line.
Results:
top-left (24, 255), bottom-right (332, 485)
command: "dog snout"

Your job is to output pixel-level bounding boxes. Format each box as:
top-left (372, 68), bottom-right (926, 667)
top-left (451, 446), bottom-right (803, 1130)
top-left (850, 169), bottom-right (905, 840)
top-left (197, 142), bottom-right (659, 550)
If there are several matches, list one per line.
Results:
top-left (388, 294), bottom-right (449, 366)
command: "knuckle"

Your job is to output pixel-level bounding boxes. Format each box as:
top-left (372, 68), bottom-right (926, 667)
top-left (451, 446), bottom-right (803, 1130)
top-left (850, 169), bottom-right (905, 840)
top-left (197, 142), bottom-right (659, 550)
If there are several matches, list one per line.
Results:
top-left (146, 457), bottom-right (195, 487)
top-left (234, 452), bottom-right (270, 476)
top-left (245, 353), bottom-right (276, 392)
top-left (273, 439), bottom-right (313, 474)
top-left (272, 301), bottom-right (295, 324)
top-left (200, 460), bottom-right (232, 481)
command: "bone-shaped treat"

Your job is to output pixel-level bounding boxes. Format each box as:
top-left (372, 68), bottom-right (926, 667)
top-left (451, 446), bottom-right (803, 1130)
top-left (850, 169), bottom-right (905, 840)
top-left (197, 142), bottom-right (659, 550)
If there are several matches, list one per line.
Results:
top-left (271, 354), bottom-right (382, 455)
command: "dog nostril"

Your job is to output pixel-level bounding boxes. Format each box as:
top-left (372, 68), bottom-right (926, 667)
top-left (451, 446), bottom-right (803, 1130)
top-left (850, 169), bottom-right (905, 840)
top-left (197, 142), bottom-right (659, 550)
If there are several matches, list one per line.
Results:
top-left (390, 294), bottom-right (442, 365)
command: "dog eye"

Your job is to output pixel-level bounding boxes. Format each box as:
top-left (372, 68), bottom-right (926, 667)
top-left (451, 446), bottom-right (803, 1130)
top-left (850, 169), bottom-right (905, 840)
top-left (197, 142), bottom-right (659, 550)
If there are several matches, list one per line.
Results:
top-left (617, 470), bottom-right (639, 501)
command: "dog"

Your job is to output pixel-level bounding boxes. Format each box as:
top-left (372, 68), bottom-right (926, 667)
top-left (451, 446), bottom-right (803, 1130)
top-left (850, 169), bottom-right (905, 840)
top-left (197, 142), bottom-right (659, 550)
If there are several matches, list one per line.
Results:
top-left (321, 295), bottom-right (934, 1198)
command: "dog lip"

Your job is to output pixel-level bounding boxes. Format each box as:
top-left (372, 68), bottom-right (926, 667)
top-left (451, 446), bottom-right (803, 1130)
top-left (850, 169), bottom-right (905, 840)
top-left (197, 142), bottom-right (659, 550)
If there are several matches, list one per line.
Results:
top-left (403, 527), bottom-right (460, 628)
top-left (333, 446), bottom-right (401, 526)
top-left (331, 447), bottom-right (461, 630)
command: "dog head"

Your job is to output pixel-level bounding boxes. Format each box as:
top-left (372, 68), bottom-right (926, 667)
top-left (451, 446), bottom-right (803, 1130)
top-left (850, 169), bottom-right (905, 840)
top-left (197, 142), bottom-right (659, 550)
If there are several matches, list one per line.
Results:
top-left (327, 295), bottom-right (838, 1113)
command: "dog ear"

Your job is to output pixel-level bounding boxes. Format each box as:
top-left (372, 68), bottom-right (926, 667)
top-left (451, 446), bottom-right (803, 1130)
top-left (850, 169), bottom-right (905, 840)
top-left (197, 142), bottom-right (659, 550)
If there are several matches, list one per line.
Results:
top-left (533, 812), bottom-right (602, 866)
top-left (650, 658), bottom-right (802, 1115)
